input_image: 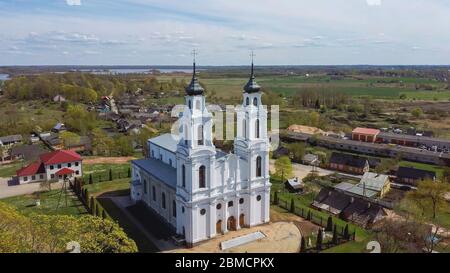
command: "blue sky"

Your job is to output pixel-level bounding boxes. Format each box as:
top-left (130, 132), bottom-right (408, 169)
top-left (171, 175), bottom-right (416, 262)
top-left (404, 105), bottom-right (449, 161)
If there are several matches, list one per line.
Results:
top-left (1, 0), bottom-right (449, 65)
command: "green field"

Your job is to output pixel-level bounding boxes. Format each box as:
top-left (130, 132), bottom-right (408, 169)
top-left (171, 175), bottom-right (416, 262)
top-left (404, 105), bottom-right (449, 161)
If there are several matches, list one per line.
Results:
top-left (0, 162), bottom-right (26, 178)
top-left (83, 178), bottom-right (130, 197)
top-left (0, 189), bottom-right (87, 217)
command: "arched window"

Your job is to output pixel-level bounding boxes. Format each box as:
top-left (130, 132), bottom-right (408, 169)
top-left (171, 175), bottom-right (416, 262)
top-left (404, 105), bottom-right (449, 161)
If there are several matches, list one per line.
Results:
top-left (172, 200), bottom-right (176, 217)
top-left (255, 119), bottom-right (260, 138)
top-left (256, 156), bottom-right (262, 177)
top-left (188, 100), bottom-right (192, 109)
top-left (253, 97), bottom-right (258, 106)
top-left (197, 125), bottom-right (204, 145)
top-left (246, 97), bottom-right (249, 105)
top-left (196, 100), bottom-right (201, 110)
top-left (182, 164), bottom-right (186, 188)
top-left (152, 186), bottom-right (156, 201)
top-left (243, 119), bottom-right (247, 138)
top-left (162, 192), bottom-right (166, 209)
top-left (169, 159), bottom-right (172, 166)
top-left (199, 165), bottom-right (206, 188)
top-left (184, 125), bottom-right (188, 145)
top-left (151, 150), bottom-right (155, 158)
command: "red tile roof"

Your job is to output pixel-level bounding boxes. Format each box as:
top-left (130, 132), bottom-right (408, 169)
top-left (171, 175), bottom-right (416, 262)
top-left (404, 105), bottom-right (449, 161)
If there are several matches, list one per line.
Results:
top-left (55, 168), bottom-right (75, 175)
top-left (352, 127), bottom-right (380, 135)
top-left (39, 150), bottom-right (81, 165)
top-left (16, 162), bottom-right (45, 177)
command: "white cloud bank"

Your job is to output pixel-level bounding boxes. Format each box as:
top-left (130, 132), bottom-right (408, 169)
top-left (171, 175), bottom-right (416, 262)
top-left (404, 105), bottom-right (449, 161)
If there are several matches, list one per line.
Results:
top-left (66, 0), bottom-right (81, 6)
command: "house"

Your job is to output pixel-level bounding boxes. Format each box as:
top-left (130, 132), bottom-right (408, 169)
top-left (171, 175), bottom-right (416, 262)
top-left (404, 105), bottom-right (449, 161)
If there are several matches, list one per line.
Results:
top-left (10, 145), bottom-right (47, 161)
top-left (41, 133), bottom-right (63, 150)
top-left (15, 150), bottom-right (82, 184)
top-left (65, 136), bottom-right (92, 155)
top-left (302, 153), bottom-right (319, 166)
top-left (52, 122), bottom-right (67, 133)
top-left (0, 134), bottom-right (23, 147)
top-left (352, 127), bottom-right (380, 143)
top-left (312, 188), bottom-right (387, 227)
top-left (272, 146), bottom-right (289, 159)
top-left (285, 177), bottom-right (304, 193)
top-left (396, 166), bottom-right (436, 186)
top-left (328, 152), bottom-right (369, 175)
top-left (335, 172), bottom-right (391, 198)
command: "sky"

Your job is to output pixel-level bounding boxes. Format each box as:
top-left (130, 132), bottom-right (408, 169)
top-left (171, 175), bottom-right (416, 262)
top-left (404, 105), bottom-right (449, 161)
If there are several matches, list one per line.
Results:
top-left (0, 0), bottom-right (449, 65)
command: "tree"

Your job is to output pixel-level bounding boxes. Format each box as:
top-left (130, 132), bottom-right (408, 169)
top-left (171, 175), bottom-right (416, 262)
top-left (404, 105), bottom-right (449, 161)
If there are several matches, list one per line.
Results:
top-left (290, 199), bottom-right (295, 213)
top-left (274, 156), bottom-right (293, 182)
top-left (332, 224), bottom-right (338, 245)
top-left (326, 216), bottom-right (333, 232)
top-left (109, 168), bottom-right (113, 181)
top-left (60, 131), bottom-right (80, 148)
top-left (300, 237), bottom-right (306, 253)
top-left (90, 196), bottom-right (95, 214)
top-left (91, 128), bottom-right (114, 156)
top-left (405, 179), bottom-right (449, 219)
top-left (306, 210), bottom-right (311, 221)
top-left (287, 142), bottom-right (306, 163)
top-left (0, 201), bottom-right (137, 253)
top-left (411, 107), bottom-right (423, 118)
top-left (89, 174), bottom-right (93, 184)
top-left (273, 192), bottom-right (279, 205)
top-left (316, 228), bottom-right (323, 251)
top-left (128, 167), bottom-right (131, 178)
top-left (343, 224), bottom-right (349, 240)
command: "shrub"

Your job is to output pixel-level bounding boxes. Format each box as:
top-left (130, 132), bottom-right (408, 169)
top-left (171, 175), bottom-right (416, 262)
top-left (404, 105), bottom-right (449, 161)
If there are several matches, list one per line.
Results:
top-left (326, 216), bottom-right (333, 232)
top-left (332, 224), bottom-right (338, 245)
top-left (290, 199), bottom-right (295, 213)
top-left (343, 224), bottom-right (349, 240)
top-left (316, 228), bottom-right (323, 251)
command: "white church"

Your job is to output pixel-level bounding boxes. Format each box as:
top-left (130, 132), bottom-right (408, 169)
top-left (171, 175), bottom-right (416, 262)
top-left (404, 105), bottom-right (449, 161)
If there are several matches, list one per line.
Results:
top-left (130, 59), bottom-right (271, 247)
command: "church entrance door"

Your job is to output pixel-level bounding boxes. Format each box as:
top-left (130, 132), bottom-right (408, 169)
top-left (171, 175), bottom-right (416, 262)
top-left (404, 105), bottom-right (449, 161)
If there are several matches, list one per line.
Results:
top-left (227, 216), bottom-right (236, 231)
top-left (216, 220), bottom-right (222, 234)
top-left (239, 214), bottom-right (245, 228)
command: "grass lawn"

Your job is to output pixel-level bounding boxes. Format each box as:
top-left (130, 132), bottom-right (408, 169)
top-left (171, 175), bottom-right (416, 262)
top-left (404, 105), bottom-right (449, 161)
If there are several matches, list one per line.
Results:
top-left (0, 189), bottom-right (88, 217)
top-left (83, 178), bottom-right (130, 197)
top-left (0, 162), bottom-right (27, 178)
top-left (83, 163), bottom-right (131, 182)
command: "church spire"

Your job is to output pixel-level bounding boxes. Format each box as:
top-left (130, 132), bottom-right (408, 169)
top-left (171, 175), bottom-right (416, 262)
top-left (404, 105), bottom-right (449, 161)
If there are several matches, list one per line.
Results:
top-left (244, 51), bottom-right (261, 93)
top-left (185, 49), bottom-right (204, 96)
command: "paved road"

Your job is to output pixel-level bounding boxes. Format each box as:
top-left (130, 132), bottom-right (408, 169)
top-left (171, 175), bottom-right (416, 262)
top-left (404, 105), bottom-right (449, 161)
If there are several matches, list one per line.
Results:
top-left (0, 177), bottom-right (63, 199)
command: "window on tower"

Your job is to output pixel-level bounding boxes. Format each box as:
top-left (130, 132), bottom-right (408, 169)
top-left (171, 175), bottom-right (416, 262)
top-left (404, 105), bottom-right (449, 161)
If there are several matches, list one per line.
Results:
top-left (162, 192), bottom-right (166, 209)
top-left (243, 119), bottom-right (247, 138)
top-left (172, 200), bottom-right (176, 218)
top-left (256, 156), bottom-right (262, 177)
top-left (253, 97), bottom-right (258, 106)
top-left (197, 125), bottom-right (204, 145)
top-left (182, 164), bottom-right (186, 188)
top-left (255, 119), bottom-right (260, 138)
top-left (199, 165), bottom-right (206, 188)
top-left (188, 100), bottom-right (192, 109)
top-left (246, 97), bottom-right (249, 105)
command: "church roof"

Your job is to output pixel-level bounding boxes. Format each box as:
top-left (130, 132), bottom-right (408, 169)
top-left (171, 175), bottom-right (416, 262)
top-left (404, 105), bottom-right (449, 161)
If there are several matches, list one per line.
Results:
top-left (185, 61), bottom-right (204, 96)
top-left (132, 158), bottom-right (177, 189)
top-left (244, 62), bottom-right (261, 93)
top-left (149, 133), bottom-right (180, 153)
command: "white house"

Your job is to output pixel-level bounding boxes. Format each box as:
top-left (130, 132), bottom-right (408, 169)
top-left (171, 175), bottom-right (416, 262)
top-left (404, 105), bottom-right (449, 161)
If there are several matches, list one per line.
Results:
top-left (131, 60), bottom-right (271, 247)
top-left (16, 150), bottom-right (82, 184)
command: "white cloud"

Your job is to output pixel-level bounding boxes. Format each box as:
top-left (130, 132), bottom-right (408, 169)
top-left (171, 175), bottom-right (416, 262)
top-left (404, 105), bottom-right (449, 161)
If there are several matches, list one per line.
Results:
top-left (366, 0), bottom-right (382, 6)
top-left (66, 0), bottom-right (81, 6)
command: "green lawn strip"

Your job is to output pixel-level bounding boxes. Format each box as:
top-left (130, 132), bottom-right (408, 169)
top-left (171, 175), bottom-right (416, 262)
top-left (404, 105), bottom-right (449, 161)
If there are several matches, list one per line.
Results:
top-left (0, 162), bottom-right (26, 178)
top-left (82, 163), bottom-right (131, 182)
top-left (0, 189), bottom-right (88, 217)
top-left (96, 198), bottom-right (159, 253)
top-left (83, 178), bottom-right (130, 197)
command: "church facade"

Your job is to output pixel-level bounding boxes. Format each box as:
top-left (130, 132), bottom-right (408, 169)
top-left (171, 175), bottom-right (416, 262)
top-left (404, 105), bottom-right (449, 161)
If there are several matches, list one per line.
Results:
top-left (130, 60), bottom-right (271, 247)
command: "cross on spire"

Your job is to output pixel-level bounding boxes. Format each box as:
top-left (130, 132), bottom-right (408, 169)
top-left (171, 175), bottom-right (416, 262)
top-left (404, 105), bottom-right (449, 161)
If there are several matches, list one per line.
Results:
top-left (191, 49), bottom-right (198, 76)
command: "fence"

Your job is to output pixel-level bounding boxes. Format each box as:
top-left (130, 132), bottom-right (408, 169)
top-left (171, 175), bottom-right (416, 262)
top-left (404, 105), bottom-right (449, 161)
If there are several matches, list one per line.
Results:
top-left (272, 194), bottom-right (356, 242)
top-left (83, 168), bottom-right (130, 184)
top-left (69, 178), bottom-right (112, 221)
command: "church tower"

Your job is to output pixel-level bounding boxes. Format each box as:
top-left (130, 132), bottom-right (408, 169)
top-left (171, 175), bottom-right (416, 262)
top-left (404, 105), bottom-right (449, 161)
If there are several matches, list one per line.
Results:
top-left (234, 57), bottom-right (271, 226)
top-left (175, 54), bottom-right (216, 245)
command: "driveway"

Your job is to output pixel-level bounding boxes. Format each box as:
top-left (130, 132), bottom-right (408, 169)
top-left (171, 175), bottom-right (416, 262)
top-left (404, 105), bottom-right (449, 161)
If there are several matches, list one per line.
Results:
top-left (0, 177), bottom-right (62, 199)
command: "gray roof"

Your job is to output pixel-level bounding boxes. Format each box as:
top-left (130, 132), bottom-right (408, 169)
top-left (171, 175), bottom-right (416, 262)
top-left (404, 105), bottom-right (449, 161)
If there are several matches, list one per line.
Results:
top-left (286, 177), bottom-right (304, 189)
top-left (0, 134), bottom-right (22, 143)
top-left (132, 157), bottom-right (177, 189)
top-left (303, 153), bottom-right (319, 162)
top-left (185, 62), bottom-right (204, 96)
top-left (335, 182), bottom-right (356, 191)
top-left (244, 62), bottom-right (261, 93)
top-left (149, 133), bottom-right (180, 153)
top-left (359, 172), bottom-right (389, 192)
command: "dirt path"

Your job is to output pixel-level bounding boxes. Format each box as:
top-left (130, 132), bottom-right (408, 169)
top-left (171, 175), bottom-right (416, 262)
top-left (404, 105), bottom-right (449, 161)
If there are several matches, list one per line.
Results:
top-left (83, 156), bottom-right (136, 165)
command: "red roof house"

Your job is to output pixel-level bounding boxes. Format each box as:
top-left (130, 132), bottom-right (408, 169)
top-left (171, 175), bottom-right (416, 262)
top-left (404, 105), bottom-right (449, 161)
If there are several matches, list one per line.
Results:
top-left (352, 127), bottom-right (381, 143)
top-left (39, 150), bottom-right (81, 165)
top-left (16, 161), bottom-right (45, 177)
